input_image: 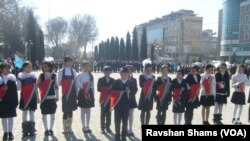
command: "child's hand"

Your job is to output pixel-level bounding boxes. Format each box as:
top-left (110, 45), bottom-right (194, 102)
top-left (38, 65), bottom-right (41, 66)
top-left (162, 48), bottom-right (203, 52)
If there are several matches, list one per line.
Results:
top-left (37, 99), bottom-right (41, 104)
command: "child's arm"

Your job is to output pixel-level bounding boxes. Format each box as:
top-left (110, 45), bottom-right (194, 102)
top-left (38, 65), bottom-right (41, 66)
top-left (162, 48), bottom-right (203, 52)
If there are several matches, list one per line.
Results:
top-left (97, 79), bottom-right (101, 92)
top-left (212, 75), bottom-right (216, 96)
top-left (139, 75), bottom-right (144, 88)
top-left (231, 75), bottom-right (239, 88)
top-left (244, 74), bottom-right (250, 86)
top-left (54, 74), bottom-right (59, 100)
top-left (57, 70), bottom-right (62, 86)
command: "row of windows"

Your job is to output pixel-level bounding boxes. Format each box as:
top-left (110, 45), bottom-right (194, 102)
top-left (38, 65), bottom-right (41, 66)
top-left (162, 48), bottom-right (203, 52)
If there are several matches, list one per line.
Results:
top-left (221, 44), bottom-right (250, 52)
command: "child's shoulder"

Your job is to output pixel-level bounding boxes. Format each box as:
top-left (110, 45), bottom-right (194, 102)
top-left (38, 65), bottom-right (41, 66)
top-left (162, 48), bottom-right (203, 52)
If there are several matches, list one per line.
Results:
top-left (7, 73), bottom-right (16, 81)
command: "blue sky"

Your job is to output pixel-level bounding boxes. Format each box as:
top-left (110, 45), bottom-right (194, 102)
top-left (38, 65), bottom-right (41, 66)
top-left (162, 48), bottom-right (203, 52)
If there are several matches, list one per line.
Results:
top-left (22, 0), bottom-right (222, 43)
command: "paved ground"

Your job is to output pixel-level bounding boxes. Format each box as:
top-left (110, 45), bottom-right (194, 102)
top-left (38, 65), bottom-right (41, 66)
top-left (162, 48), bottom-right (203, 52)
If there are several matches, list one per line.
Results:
top-left (0, 72), bottom-right (249, 141)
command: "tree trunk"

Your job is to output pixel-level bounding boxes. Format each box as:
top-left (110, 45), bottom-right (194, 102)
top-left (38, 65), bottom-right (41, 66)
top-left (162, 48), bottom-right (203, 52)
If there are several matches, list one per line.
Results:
top-left (84, 46), bottom-right (87, 59)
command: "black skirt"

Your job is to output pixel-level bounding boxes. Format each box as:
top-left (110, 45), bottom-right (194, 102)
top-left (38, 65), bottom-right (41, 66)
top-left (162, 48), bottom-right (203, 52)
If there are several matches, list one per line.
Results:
top-left (19, 97), bottom-right (37, 111)
top-left (40, 99), bottom-right (57, 114)
top-left (77, 89), bottom-right (95, 108)
top-left (0, 108), bottom-right (17, 118)
top-left (129, 95), bottom-right (137, 109)
top-left (138, 91), bottom-right (154, 111)
top-left (172, 101), bottom-right (185, 113)
top-left (231, 92), bottom-right (245, 105)
top-left (186, 96), bottom-right (200, 109)
top-left (200, 95), bottom-right (215, 106)
top-left (215, 93), bottom-right (227, 104)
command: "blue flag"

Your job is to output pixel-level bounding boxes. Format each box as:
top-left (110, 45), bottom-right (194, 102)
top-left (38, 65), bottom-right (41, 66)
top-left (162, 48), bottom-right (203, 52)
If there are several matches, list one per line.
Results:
top-left (14, 54), bottom-right (24, 69)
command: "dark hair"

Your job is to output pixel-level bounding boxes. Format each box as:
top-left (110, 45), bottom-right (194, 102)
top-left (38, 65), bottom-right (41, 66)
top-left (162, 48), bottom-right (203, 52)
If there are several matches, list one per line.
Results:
top-left (22, 61), bottom-right (32, 69)
top-left (125, 65), bottom-right (133, 72)
top-left (205, 64), bottom-right (213, 70)
top-left (161, 65), bottom-right (169, 71)
top-left (238, 64), bottom-right (245, 69)
top-left (42, 61), bottom-right (53, 72)
top-left (103, 66), bottom-right (112, 72)
top-left (192, 65), bottom-right (200, 71)
top-left (0, 62), bottom-right (10, 69)
top-left (120, 66), bottom-right (129, 73)
top-left (177, 69), bottom-right (185, 76)
top-left (144, 64), bottom-right (152, 69)
top-left (81, 61), bottom-right (90, 68)
top-left (64, 56), bottom-right (73, 62)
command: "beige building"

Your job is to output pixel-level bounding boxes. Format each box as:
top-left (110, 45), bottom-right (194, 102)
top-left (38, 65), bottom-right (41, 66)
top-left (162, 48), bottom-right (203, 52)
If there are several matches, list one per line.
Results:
top-left (239, 0), bottom-right (250, 43)
top-left (137, 9), bottom-right (203, 63)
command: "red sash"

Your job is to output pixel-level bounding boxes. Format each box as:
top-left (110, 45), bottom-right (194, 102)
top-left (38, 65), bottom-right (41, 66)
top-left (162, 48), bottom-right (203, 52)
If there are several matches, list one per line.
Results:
top-left (173, 88), bottom-right (182, 101)
top-left (110, 90), bottom-right (123, 109)
top-left (99, 87), bottom-right (111, 104)
top-left (143, 80), bottom-right (154, 100)
top-left (203, 76), bottom-right (212, 95)
top-left (0, 86), bottom-right (6, 100)
top-left (157, 83), bottom-right (166, 99)
top-left (21, 83), bottom-right (36, 108)
top-left (83, 82), bottom-right (91, 96)
top-left (189, 84), bottom-right (200, 101)
top-left (39, 80), bottom-right (53, 103)
top-left (61, 79), bottom-right (73, 96)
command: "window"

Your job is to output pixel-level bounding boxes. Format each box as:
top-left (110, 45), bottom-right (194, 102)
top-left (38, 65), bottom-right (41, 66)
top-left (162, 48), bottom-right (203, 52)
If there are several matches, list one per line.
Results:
top-left (244, 33), bottom-right (249, 40)
top-left (246, 15), bottom-right (250, 22)
top-left (247, 6), bottom-right (250, 12)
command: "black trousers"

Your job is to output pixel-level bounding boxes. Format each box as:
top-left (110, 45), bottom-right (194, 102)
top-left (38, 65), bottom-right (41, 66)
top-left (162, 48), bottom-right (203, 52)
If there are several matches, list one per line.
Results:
top-left (184, 107), bottom-right (194, 124)
top-left (114, 109), bottom-right (129, 135)
top-left (101, 104), bottom-right (111, 130)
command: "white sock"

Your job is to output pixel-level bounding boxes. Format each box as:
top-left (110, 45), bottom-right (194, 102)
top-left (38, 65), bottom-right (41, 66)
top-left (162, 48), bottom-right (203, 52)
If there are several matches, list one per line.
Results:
top-left (81, 108), bottom-right (86, 128)
top-left (219, 104), bottom-right (223, 114)
top-left (2, 118), bottom-right (7, 132)
top-left (42, 115), bottom-right (48, 130)
top-left (128, 109), bottom-right (134, 132)
top-left (173, 113), bottom-right (178, 125)
top-left (178, 113), bottom-right (183, 125)
top-left (233, 104), bottom-right (238, 119)
top-left (50, 114), bottom-right (55, 130)
top-left (22, 111), bottom-right (28, 122)
top-left (214, 102), bottom-right (219, 114)
top-left (238, 105), bottom-right (243, 119)
top-left (86, 108), bottom-right (91, 128)
top-left (29, 111), bottom-right (35, 122)
top-left (8, 118), bottom-right (13, 132)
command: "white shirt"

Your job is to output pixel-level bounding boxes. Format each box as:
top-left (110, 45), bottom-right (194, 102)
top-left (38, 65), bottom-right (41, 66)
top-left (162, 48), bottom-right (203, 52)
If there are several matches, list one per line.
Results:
top-left (122, 79), bottom-right (128, 84)
top-left (76, 72), bottom-right (91, 89)
top-left (58, 67), bottom-right (77, 86)
top-left (231, 73), bottom-right (250, 92)
top-left (200, 73), bottom-right (216, 96)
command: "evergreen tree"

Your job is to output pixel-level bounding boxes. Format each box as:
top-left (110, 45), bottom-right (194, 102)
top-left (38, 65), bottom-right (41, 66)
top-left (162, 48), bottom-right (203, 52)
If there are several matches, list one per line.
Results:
top-left (140, 27), bottom-right (148, 61)
top-left (94, 45), bottom-right (98, 60)
top-left (120, 38), bottom-right (125, 61)
top-left (125, 32), bottom-right (132, 61)
top-left (26, 10), bottom-right (38, 65)
top-left (132, 27), bottom-right (139, 61)
top-left (37, 29), bottom-right (45, 62)
top-left (110, 37), bottom-right (115, 60)
top-left (106, 39), bottom-right (110, 60)
top-left (150, 45), bottom-right (155, 61)
top-left (115, 37), bottom-right (120, 60)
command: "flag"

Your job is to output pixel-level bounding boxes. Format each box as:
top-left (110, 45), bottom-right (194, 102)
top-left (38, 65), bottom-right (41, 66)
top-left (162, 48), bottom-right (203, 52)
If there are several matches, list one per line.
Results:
top-left (14, 54), bottom-right (24, 69)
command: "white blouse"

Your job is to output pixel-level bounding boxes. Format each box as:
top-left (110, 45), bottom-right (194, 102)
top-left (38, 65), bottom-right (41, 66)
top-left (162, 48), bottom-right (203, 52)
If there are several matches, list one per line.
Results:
top-left (231, 73), bottom-right (250, 92)
top-left (200, 73), bottom-right (216, 96)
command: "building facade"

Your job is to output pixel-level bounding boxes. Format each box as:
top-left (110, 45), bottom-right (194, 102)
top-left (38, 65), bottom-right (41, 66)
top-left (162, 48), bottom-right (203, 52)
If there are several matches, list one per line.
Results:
top-left (220, 0), bottom-right (250, 63)
top-left (202, 29), bottom-right (218, 60)
top-left (137, 9), bottom-right (203, 63)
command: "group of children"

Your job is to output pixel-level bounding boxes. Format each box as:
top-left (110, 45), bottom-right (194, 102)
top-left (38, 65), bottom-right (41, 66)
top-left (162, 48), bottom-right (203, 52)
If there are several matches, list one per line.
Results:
top-left (0, 56), bottom-right (250, 141)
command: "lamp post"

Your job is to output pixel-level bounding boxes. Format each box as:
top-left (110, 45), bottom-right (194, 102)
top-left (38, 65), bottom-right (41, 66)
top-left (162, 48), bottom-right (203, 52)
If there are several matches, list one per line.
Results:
top-left (229, 32), bottom-right (238, 63)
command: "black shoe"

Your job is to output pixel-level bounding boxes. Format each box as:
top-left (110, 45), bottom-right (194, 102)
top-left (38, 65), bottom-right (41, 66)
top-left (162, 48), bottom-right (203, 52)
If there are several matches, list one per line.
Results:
top-left (3, 133), bottom-right (8, 141)
top-left (83, 128), bottom-right (88, 134)
top-left (206, 121), bottom-right (210, 125)
top-left (106, 127), bottom-right (112, 133)
top-left (29, 131), bottom-right (35, 136)
top-left (87, 129), bottom-right (92, 133)
top-left (49, 130), bottom-right (54, 136)
top-left (232, 118), bottom-right (237, 125)
top-left (23, 132), bottom-right (29, 137)
top-left (45, 130), bottom-right (50, 136)
top-left (237, 118), bottom-right (242, 125)
top-left (115, 134), bottom-right (121, 141)
top-left (8, 132), bottom-right (14, 140)
top-left (202, 121), bottom-right (206, 125)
